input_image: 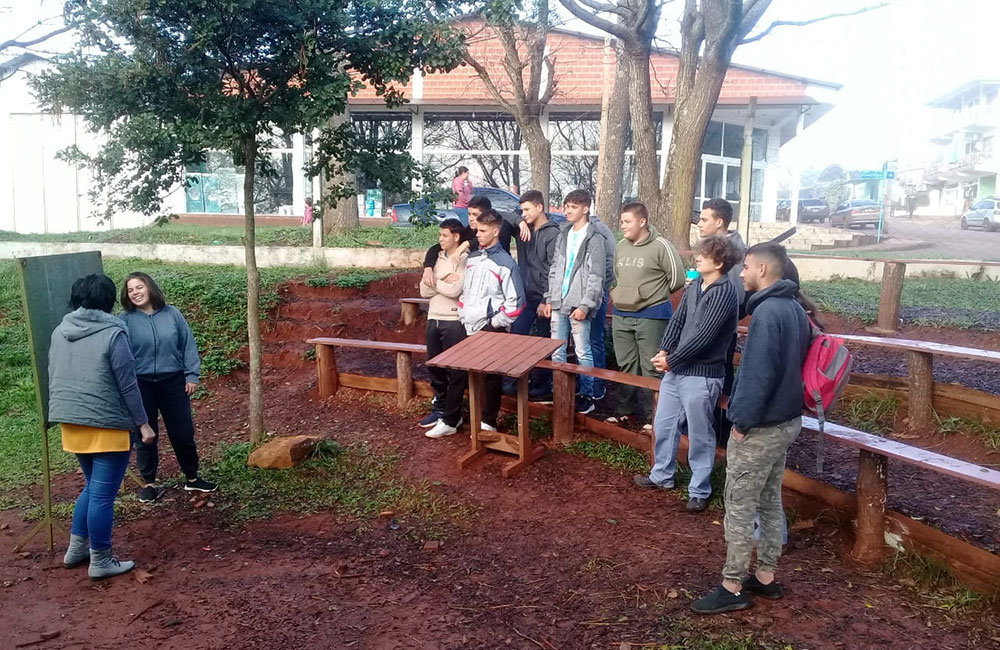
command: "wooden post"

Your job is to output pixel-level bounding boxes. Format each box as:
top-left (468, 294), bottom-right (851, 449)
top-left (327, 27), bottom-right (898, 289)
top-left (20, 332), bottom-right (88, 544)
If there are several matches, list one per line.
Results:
top-left (552, 368), bottom-right (576, 445)
top-left (401, 301), bottom-right (419, 326)
top-left (907, 350), bottom-right (934, 432)
top-left (316, 345), bottom-right (338, 398)
top-left (458, 371), bottom-right (487, 468)
top-left (852, 450), bottom-right (888, 566)
top-left (396, 351), bottom-right (413, 407)
top-left (873, 262), bottom-right (905, 333)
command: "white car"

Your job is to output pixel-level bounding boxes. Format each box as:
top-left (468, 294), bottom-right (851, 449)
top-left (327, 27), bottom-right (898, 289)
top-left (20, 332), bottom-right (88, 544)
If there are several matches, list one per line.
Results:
top-left (960, 198), bottom-right (999, 231)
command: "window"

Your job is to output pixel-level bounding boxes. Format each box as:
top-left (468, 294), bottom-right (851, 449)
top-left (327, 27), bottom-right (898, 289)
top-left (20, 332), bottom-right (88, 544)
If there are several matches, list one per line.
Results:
top-left (752, 128), bottom-right (768, 162)
top-left (973, 200), bottom-right (991, 210)
top-left (702, 122), bottom-right (723, 156)
top-left (475, 187), bottom-right (519, 213)
top-left (723, 125), bottom-right (743, 158)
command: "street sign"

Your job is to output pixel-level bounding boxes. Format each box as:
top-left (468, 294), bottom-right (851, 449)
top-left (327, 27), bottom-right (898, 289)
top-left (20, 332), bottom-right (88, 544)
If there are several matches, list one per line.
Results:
top-left (859, 170), bottom-right (896, 180)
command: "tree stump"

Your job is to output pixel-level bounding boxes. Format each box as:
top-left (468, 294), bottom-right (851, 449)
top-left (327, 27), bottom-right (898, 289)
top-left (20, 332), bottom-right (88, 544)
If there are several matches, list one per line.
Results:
top-left (852, 450), bottom-right (888, 566)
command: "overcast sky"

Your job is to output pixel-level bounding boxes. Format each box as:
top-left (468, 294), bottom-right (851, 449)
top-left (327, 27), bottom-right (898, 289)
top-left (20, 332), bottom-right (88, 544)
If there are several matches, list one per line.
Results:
top-left (6, 0), bottom-right (999, 173)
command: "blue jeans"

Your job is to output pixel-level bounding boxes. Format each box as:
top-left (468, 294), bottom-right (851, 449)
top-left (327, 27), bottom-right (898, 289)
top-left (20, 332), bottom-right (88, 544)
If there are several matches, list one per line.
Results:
top-left (649, 373), bottom-right (723, 499)
top-left (71, 451), bottom-right (130, 550)
top-left (551, 311), bottom-right (594, 398)
top-left (507, 298), bottom-right (553, 394)
top-left (589, 291), bottom-right (609, 397)
top-left (454, 207), bottom-right (469, 225)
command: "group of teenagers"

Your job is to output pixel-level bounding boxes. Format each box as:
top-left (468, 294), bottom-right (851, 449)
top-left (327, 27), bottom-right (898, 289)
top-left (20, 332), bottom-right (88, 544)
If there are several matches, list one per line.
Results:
top-left (419, 189), bottom-right (821, 614)
top-left (46, 271), bottom-right (214, 580)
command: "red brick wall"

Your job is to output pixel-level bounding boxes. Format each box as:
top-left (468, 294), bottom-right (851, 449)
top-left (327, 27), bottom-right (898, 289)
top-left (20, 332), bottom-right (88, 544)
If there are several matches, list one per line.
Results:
top-left (352, 25), bottom-right (809, 106)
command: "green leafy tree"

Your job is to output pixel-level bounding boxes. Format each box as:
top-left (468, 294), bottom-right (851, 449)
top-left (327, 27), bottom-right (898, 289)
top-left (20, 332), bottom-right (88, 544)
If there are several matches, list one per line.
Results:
top-left (33, 0), bottom-right (464, 443)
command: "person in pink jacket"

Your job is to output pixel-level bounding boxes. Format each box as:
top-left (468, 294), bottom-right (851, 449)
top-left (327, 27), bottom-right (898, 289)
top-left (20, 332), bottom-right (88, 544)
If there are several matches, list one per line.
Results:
top-left (451, 166), bottom-right (473, 221)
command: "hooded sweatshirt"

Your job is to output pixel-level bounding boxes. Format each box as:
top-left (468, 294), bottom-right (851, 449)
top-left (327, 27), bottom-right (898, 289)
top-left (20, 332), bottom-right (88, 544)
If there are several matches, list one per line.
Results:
top-left (521, 218), bottom-right (561, 303)
top-left (726, 230), bottom-right (748, 313)
top-left (120, 305), bottom-right (201, 383)
top-left (545, 221), bottom-right (606, 317)
top-left (728, 279), bottom-right (811, 432)
top-left (589, 215), bottom-right (617, 292)
top-left (420, 242), bottom-right (469, 321)
top-left (48, 308), bottom-right (148, 431)
top-left (611, 225), bottom-right (685, 316)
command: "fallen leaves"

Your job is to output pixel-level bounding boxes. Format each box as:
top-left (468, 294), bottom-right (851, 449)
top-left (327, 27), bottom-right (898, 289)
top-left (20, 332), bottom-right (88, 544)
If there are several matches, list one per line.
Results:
top-left (133, 568), bottom-right (154, 584)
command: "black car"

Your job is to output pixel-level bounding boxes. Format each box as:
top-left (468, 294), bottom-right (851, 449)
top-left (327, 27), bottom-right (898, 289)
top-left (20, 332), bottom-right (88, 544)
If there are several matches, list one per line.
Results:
top-left (776, 199), bottom-right (829, 223)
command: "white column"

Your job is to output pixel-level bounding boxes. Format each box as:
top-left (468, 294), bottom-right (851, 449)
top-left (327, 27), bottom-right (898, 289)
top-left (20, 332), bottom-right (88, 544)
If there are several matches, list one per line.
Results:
top-left (411, 107), bottom-right (424, 193)
top-left (292, 132), bottom-right (306, 215)
top-left (760, 128), bottom-right (782, 223)
top-left (659, 109), bottom-right (673, 184)
top-left (789, 108), bottom-right (805, 226)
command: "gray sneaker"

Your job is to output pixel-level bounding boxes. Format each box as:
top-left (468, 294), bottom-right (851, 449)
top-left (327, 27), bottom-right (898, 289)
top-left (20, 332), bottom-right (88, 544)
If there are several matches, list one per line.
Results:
top-left (63, 533), bottom-right (89, 569)
top-left (632, 475), bottom-right (673, 490)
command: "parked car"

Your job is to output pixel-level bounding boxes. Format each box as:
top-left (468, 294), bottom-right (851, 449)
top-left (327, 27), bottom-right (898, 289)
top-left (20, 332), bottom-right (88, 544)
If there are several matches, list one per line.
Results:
top-left (776, 198), bottom-right (829, 223)
top-left (390, 187), bottom-right (565, 227)
top-left (960, 198), bottom-right (1000, 231)
top-left (391, 187), bottom-right (524, 226)
top-left (829, 199), bottom-right (887, 231)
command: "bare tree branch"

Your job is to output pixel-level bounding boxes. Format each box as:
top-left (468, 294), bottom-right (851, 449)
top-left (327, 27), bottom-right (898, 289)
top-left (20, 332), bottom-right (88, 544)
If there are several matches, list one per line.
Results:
top-left (558, 0), bottom-right (627, 40)
top-left (577, 0), bottom-right (630, 18)
top-left (462, 52), bottom-right (517, 114)
top-left (0, 24), bottom-right (73, 52)
top-left (739, 2), bottom-right (892, 45)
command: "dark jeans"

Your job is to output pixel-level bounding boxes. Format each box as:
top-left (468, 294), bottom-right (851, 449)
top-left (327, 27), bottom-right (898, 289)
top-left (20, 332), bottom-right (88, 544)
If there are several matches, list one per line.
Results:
top-left (72, 451), bottom-right (130, 550)
top-left (131, 372), bottom-right (199, 483)
top-left (504, 298), bottom-right (553, 395)
top-left (426, 319), bottom-right (468, 426)
top-left (589, 291), bottom-right (609, 396)
top-left (481, 324), bottom-right (506, 428)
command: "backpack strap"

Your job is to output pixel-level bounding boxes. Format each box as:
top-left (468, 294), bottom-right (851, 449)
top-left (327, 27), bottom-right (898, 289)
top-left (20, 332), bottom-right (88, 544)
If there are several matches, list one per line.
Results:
top-left (814, 388), bottom-right (826, 473)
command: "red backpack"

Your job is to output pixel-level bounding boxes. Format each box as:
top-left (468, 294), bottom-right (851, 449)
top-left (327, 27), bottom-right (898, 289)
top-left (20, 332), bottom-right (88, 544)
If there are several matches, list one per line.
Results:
top-left (802, 319), bottom-right (853, 472)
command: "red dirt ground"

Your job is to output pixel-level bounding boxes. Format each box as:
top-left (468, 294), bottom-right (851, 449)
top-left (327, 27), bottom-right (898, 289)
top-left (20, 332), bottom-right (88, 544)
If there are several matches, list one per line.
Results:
top-left (3, 273), bottom-right (999, 650)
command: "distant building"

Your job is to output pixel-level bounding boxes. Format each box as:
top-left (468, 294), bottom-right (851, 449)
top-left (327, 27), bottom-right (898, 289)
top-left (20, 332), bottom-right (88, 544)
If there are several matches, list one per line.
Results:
top-left (0, 25), bottom-right (840, 234)
top-left (920, 80), bottom-right (1000, 215)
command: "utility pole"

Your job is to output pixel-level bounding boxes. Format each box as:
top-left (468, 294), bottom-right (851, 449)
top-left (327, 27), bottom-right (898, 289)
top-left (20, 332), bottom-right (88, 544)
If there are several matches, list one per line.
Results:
top-left (739, 97), bottom-right (757, 243)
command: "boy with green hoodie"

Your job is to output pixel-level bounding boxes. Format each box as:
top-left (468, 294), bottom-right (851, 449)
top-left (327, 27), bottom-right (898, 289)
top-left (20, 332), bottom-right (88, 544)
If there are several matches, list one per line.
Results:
top-left (609, 202), bottom-right (685, 425)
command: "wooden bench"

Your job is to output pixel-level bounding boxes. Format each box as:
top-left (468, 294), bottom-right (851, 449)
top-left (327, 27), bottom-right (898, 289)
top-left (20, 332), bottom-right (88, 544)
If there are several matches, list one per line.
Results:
top-left (307, 337), bottom-right (427, 407)
top-left (400, 298), bottom-right (430, 325)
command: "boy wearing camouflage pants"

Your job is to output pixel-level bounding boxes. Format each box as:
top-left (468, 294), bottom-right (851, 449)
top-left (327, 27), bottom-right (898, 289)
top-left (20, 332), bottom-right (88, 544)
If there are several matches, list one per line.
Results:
top-left (691, 242), bottom-right (811, 615)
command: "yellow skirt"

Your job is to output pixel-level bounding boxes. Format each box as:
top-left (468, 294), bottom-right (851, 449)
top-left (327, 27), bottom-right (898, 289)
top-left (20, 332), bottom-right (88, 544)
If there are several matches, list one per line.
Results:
top-left (61, 423), bottom-right (130, 454)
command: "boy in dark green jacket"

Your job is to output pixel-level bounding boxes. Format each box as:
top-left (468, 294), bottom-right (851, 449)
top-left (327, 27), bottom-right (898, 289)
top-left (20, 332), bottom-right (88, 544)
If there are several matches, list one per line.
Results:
top-left (609, 202), bottom-right (685, 426)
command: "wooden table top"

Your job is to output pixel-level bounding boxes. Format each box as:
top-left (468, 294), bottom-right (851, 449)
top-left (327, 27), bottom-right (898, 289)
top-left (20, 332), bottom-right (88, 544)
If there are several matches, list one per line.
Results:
top-left (427, 331), bottom-right (565, 378)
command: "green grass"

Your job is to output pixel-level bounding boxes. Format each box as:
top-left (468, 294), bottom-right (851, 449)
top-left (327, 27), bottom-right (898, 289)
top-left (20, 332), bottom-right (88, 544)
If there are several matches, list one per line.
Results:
top-left (884, 550), bottom-right (998, 615)
top-left (837, 393), bottom-right (899, 435)
top-left (0, 223), bottom-right (437, 248)
top-left (206, 440), bottom-right (473, 531)
top-left (801, 276), bottom-right (1000, 328)
top-left (565, 440), bottom-right (650, 474)
top-left (938, 415), bottom-right (1000, 453)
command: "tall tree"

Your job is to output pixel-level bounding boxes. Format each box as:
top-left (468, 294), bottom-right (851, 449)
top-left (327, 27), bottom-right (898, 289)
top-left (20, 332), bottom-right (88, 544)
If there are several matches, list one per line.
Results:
top-left (33, 0), bottom-right (464, 444)
top-left (561, 0), bottom-right (885, 247)
top-left (462, 0), bottom-right (556, 205)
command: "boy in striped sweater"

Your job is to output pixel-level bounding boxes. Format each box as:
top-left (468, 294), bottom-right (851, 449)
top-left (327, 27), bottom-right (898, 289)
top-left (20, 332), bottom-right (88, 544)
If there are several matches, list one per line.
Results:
top-left (633, 235), bottom-right (740, 513)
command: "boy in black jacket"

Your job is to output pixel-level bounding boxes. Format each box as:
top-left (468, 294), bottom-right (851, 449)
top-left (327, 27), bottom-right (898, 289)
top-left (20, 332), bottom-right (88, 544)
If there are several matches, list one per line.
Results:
top-left (691, 242), bottom-right (811, 615)
top-left (634, 236), bottom-right (739, 513)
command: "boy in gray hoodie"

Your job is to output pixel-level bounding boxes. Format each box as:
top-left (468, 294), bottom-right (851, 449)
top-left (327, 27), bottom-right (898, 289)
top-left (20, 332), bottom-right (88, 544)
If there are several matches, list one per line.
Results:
top-left (541, 189), bottom-right (607, 415)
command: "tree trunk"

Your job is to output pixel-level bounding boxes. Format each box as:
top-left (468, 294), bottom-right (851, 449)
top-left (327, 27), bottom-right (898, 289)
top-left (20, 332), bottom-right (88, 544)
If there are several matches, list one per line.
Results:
top-left (624, 44), bottom-right (659, 215)
top-left (657, 58), bottom-right (731, 249)
top-left (323, 107), bottom-right (360, 233)
top-left (595, 45), bottom-right (629, 222)
top-left (522, 118), bottom-right (551, 207)
top-left (243, 134), bottom-right (266, 445)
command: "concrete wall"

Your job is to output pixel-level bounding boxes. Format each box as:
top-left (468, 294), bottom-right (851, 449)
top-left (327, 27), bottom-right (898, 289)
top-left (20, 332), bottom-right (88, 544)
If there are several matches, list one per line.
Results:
top-left (2, 241), bottom-right (998, 281)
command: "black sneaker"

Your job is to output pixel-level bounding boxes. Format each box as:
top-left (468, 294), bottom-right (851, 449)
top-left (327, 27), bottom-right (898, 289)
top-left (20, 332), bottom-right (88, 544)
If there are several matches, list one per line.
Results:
top-left (592, 386), bottom-right (607, 401)
top-left (691, 584), bottom-right (751, 615)
top-left (742, 575), bottom-right (784, 600)
top-left (633, 475), bottom-right (674, 490)
top-left (576, 397), bottom-right (595, 414)
top-left (138, 485), bottom-right (164, 503)
top-left (686, 497), bottom-right (710, 512)
top-left (418, 411), bottom-right (442, 428)
top-left (184, 478), bottom-right (218, 493)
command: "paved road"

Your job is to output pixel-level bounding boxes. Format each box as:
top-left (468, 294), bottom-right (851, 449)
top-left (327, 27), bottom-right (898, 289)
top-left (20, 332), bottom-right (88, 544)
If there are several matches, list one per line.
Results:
top-left (881, 217), bottom-right (1000, 261)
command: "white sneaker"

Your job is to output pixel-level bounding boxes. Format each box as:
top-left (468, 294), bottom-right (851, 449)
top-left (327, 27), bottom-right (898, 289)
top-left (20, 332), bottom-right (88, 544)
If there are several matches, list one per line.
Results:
top-left (480, 422), bottom-right (497, 432)
top-left (426, 420), bottom-right (459, 438)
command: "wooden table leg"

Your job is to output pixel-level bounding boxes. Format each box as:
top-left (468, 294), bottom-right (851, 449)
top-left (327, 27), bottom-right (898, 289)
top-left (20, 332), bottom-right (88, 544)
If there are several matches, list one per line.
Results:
top-left (502, 374), bottom-right (545, 478)
top-left (458, 371), bottom-right (487, 469)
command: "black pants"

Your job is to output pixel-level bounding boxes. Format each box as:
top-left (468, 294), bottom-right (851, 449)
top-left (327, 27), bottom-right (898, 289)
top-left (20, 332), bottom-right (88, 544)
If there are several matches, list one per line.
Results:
top-left (131, 372), bottom-right (199, 483)
top-left (426, 319), bottom-right (468, 426)
top-left (481, 324), bottom-right (506, 428)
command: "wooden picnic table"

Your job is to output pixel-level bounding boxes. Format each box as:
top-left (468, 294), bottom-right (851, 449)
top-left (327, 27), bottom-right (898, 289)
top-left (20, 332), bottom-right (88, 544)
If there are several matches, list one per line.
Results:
top-left (427, 330), bottom-right (564, 478)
